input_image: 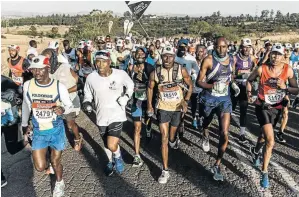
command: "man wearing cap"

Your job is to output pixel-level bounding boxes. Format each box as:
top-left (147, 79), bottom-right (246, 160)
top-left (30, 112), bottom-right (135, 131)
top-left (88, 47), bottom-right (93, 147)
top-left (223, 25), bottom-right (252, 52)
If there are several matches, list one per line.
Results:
top-left (41, 48), bottom-right (84, 152)
top-left (48, 41), bottom-right (69, 65)
top-left (62, 40), bottom-right (78, 71)
top-left (22, 55), bottom-right (73, 197)
top-left (115, 39), bottom-right (130, 70)
top-left (257, 40), bottom-right (272, 66)
top-left (174, 38), bottom-right (200, 135)
top-left (146, 44), bottom-right (162, 68)
top-left (231, 38), bottom-right (257, 143)
top-left (246, 44), bottom-right (299, 189)
top-left (26, 47), bottom-right (38, 63)
top-left (197, 37), bottom-right (240, 181)
top-left (130, 47), bottom-right (155, 167)
top-left (82, 50), bottom-right (134, 176)
top-left (147, 45), bottom-right (193, 184)
top-left (7, 45), bottom-right (31, 86)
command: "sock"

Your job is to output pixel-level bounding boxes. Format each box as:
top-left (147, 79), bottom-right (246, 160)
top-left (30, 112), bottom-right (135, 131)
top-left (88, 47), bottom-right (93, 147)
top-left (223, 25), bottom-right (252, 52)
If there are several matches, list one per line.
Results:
top-left (240, 127), bottom-right (246, 135)
top-left (113, 145), bottom-right (121, 158)
top-left (56, 179), bottom-right (64, 183)
top-left (104, 147), bottom-right (113, 162)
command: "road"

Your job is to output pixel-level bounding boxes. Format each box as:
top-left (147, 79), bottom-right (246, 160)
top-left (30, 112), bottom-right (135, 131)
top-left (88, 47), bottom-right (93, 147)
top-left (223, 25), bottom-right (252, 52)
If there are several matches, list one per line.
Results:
top-left (2, 102), bottom-right (299, 197)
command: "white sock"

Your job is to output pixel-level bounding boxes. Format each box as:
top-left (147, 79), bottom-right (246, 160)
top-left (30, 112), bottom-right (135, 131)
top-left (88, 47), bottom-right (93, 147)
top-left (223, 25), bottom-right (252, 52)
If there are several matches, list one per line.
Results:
top-left (56, 179), bottom-right (64, 183)
top-left (240, 127), bottom-right (246, 135)
top-left (104, 147), bottom-right (113, 162)
top-left (113, 145), bottom-right (121, 158)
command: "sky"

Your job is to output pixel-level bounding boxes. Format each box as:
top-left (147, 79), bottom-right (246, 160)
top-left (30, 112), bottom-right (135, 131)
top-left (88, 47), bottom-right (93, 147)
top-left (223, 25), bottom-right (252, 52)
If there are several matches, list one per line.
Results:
top-left (1, 1), bottom-right (299, 17)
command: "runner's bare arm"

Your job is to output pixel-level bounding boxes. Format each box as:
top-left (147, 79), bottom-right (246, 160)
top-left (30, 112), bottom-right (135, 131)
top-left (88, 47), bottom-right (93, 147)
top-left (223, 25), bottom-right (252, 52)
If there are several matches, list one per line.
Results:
top-left (122, 70), bottom-right (134, 98)
top-left (286, 67), bottom-right (299, 95)
top-left (196, 56), bottom-right (213, 89)
top-left (181, 67), bottom-right (193, 101)
top-left (68, 69), bottom-right (82, 93)
top-left (246, 66), bottom-right (262, 93)
top-left (147, 71), bottom-right (156, 109)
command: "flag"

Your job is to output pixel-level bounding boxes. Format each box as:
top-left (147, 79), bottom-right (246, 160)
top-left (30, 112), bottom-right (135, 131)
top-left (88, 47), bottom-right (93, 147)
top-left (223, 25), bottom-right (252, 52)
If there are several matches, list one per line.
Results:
top-left (125, 1), bottom-right (151, 20)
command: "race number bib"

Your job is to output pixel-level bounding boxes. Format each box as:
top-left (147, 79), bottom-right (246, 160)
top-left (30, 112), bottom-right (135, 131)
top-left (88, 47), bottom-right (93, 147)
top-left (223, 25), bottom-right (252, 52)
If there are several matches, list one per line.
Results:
top-left (32, 100), bottom-right (57, 123)
top-left (265, 92), bottom-right (286, 105)
top-left (135, 89), bottom-right (147, 101)
top-left (211, 83), bottom-right (229, 97)
top-left (243, 61), bottom-right (249, 68)
top-left (161, 90), bottom-right (180, 102)
top-left (12, 74), bottom-right (23, 84)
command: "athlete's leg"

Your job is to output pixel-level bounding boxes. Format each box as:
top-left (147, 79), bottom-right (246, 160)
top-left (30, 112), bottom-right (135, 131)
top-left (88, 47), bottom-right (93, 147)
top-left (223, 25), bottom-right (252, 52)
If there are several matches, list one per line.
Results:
top-left (50, 149), bottom-right (63, 181)
top-left (215, 112), bottom-right (230, 166)
top-left (32, 148), bottom-right (48, 172)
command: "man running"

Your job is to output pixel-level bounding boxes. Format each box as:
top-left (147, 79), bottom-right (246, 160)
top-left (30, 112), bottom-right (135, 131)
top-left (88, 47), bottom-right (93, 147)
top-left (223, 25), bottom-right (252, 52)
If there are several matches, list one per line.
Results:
top-left (62, 40), bottom-right (78, 71)
top-left (290, 43), bottom-right (299, 108)
top-left (7, 45), bottom-right (31, 86)
top-left (175, 39), bottom-right (199, 134)
top-left (147, 46), bottom-right (193, 184)
top-left (197, 36), bottom-right (240, 181)
top-left (246, 45), bottom-right (299, 189)
top-left (115, 39), bottom-right (130, 70)
top-left (130, 47), bottom-right (155, 167)
top-left (82, 50), bottom-right (134, 176)
top-left (146, 44), bottom-right (162, 68)
top-left (231, 38), bottom-right (257, 143)
top-left (22, 55), bottom-right (73, 197)
top-left (42, 48), bottom-right (84, 151)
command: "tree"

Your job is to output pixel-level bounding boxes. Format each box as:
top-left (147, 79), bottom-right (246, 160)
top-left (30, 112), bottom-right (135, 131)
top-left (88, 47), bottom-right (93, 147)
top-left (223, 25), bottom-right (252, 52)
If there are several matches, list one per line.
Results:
top-left (29, 25), bottom-right (37, 37)
top-left (123, 11), bottom-right (131, 18)
top-left (270, 9), bottom-right (274, 19)
top-left (51, 27), bottom-right (59, 37)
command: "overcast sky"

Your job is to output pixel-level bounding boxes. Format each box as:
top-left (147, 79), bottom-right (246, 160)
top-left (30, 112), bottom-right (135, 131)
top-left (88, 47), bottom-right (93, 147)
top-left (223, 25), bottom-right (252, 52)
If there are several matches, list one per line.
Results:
top-left (2, 1), bottom-right (299, 17)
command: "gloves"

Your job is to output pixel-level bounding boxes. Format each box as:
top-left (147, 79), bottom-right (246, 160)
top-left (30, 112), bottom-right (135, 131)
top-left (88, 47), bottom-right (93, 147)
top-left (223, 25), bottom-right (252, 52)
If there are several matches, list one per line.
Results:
top-left (231, 82), bottom-right (240, 97)
top-left (117, 95), bottom-right (130, 110)
top-left (213, 82), bottom-right (228, 94)
top-left (82, 101), bottom-right (93, 114)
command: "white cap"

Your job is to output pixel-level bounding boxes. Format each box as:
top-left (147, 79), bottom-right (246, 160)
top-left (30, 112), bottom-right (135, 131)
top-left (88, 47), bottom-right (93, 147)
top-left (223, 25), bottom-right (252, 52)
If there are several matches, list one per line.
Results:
top-left (77, 41), bottom-right (85, 49)
top-left (295, 43), bottom-right (299, 49)
top-left (106, 42), bottom-right (112, 49)
top-left (242, 38), bottom-right (252, 46)
top-left (95, 50), bottom-right (110, 60)
top-left (116, 39), bottom-right (124, 47)
top-left (162, 45), bottom-right (176, 55)
top-left (285, 43), bottom-right (292, 49)
top-left (274, 43), bottom-right (282, 47)
top-left (86, 40), bottom-right (93, 47)
top-left (28, 55), bottom-right (50, 69)
top-left (26, 47), bottom-right (38, 57)
top-left (125, 36), bottom-right (131, 40)
top-left (48, 41), bottom-right (59, 49)
top-left (132, 44), bottom-right (141, 52)
top-left (8, 44), bottom-right (20, 51)
top-left (271, 45), bottom-right (284, 55)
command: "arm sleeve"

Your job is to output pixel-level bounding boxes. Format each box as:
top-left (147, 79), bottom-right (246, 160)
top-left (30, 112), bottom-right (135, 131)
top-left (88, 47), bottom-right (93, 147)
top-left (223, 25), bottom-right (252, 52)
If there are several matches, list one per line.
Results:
top-left (58, 82), bottom-right (74, 114)
top-left (83, 76), bottom-right (93, 103)
top-left (122, 71), bottom-right (134, 97)
top-left (21, 81), bottom-right (31, 127)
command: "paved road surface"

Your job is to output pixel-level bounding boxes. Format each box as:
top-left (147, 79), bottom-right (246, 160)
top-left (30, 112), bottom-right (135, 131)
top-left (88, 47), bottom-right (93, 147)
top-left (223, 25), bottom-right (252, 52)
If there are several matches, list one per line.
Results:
top-left (2, 103), bottom-right (299, 197)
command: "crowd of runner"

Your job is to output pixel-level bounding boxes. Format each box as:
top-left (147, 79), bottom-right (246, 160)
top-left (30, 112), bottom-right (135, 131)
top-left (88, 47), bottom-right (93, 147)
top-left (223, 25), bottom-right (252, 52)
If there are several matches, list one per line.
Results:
top-left (2, 32), bottom-right (299, 196)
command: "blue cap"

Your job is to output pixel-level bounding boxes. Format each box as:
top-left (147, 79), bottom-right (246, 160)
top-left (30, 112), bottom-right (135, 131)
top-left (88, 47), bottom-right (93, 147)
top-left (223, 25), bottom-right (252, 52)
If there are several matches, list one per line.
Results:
top-left (178, 39), bottom-right (189, 46)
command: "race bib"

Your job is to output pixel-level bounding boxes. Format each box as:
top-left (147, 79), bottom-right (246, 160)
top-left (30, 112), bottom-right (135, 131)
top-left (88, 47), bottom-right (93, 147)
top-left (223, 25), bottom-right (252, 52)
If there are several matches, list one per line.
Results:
top-left (211, 83), bottom-right (229, 97)
top-left (135, 89), bottom-right (147, 101)
top-left (12, 74), bottom-right (23, 84)
top-left (161, 90), bottom-right (180, 102)
top-left (265, 91), bottom-right (286, 105)
top-left (32, 100), bottom-right (57, 123)
top-left (243, 61), bottom-right (249, 68)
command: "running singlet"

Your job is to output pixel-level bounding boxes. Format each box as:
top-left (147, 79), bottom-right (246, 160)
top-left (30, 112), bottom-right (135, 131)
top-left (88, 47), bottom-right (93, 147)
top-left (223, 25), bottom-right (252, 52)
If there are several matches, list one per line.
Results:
top-left (234, 54), bottom-right (253, 85)
top-left (205, 55), bottom-right (233, 97)
top-left (8, 57), bottom-right (24, 85)
top-left (257, 64), bottom-right (288, 107)
top-left (27, 79), bottom-right (63, 131)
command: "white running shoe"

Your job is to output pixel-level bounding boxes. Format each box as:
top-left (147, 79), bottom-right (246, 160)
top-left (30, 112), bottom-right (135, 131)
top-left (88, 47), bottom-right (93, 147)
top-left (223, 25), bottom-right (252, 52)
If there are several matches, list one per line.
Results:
top-left (202, 136), bottom-right (210, 152)
top-left (53, 179), bottom-right (65, 197)
top-left (158, 170), bottom-right (170, 184)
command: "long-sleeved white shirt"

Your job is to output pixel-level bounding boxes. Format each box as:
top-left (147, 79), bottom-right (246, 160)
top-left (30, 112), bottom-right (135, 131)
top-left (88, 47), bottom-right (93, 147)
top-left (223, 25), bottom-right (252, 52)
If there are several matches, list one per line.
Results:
top-left (175, 54), bottom-right (201, 93)
top-left (21, 79), bottom-right (73, 127)
top-left (83, 69), bottom-right (134, 126)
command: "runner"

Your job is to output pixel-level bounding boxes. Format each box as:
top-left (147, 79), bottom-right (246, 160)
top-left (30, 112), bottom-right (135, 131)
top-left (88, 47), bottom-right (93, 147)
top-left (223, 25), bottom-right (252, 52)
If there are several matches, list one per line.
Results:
top-left (62, 40), bottom-right (78, 71)
top-left (42, 48), bottom-right (84, 151)
top-left (131, 47), bottom-right (155, 167)
top-left (196, 36), bottom-right (240, 181)
top-left (175, 38), bottom-right (199, 135)
top-left (82, 50), bottom-right (134, 176)
top-left (290, 43), bottom-right (299, 108)
top-left (115, 39), bottom-right (130, 70)
top-left (22, 55), bottom-right (73, 197)
top-left (26, 47), bottom-right (38, 63)
top-left (246, 44), bottom-right (299, 189)
top-left (48, 41), bottom-right (69, 64)
top-left (146, 44), bottom-right (161, 67)
top-left (7, 45), bottom-right (31, 86)
top-left (155, 39), bottom-right (163, 55)
top-left (147, 46), bottom-right (193, 184)
top-left (231, 38), bottom-right (257, 143)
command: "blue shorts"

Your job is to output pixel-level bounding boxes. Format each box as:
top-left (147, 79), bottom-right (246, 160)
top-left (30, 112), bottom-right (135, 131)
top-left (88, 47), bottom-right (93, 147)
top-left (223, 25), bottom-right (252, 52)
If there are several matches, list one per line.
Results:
top-left (131, 99), bottom-right (147, 121)
top-left (32, 126), bottom-right (66, 151)
top-left (199, 91), bottom-right (232, 118)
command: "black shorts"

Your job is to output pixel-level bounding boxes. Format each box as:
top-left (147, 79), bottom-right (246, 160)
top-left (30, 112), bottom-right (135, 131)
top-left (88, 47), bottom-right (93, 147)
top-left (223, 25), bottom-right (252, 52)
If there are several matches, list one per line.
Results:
top-left (98, 122), bottom-right (123, 138)
top-left (255, 105), bottom-right (281, 128)
top-left (157, 109), bottom-right (181, 127)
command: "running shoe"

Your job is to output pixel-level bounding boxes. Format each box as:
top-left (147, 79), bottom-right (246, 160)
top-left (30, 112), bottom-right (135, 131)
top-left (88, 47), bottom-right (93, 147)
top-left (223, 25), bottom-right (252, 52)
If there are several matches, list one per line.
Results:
top-left (202, 136), bottom-right (210, 152)
top-left (104, 162), bottom-right (114, 176)
top-left (211, 165), bottom-right (224, 181)
top-left (260, 172), bottom-right (269, 189)
top-left (275, 132), bottom-right (286, 143)
top-left (114, 156), bottom-right (125, 174)
top-left (53, 180), bottom-right (65, 197)
top-left (169, 137), bottom-right (180, 149)
top-left (1, 179), bottom-right (7, 188)
top-left (158, 170), bottom-right (170, 184)
top-left (132, 155), bottom-right (143, 167)
top-left (192, 119), bottom-right (198, 129)
top-left (250, 146), bottom-right (261, 167)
